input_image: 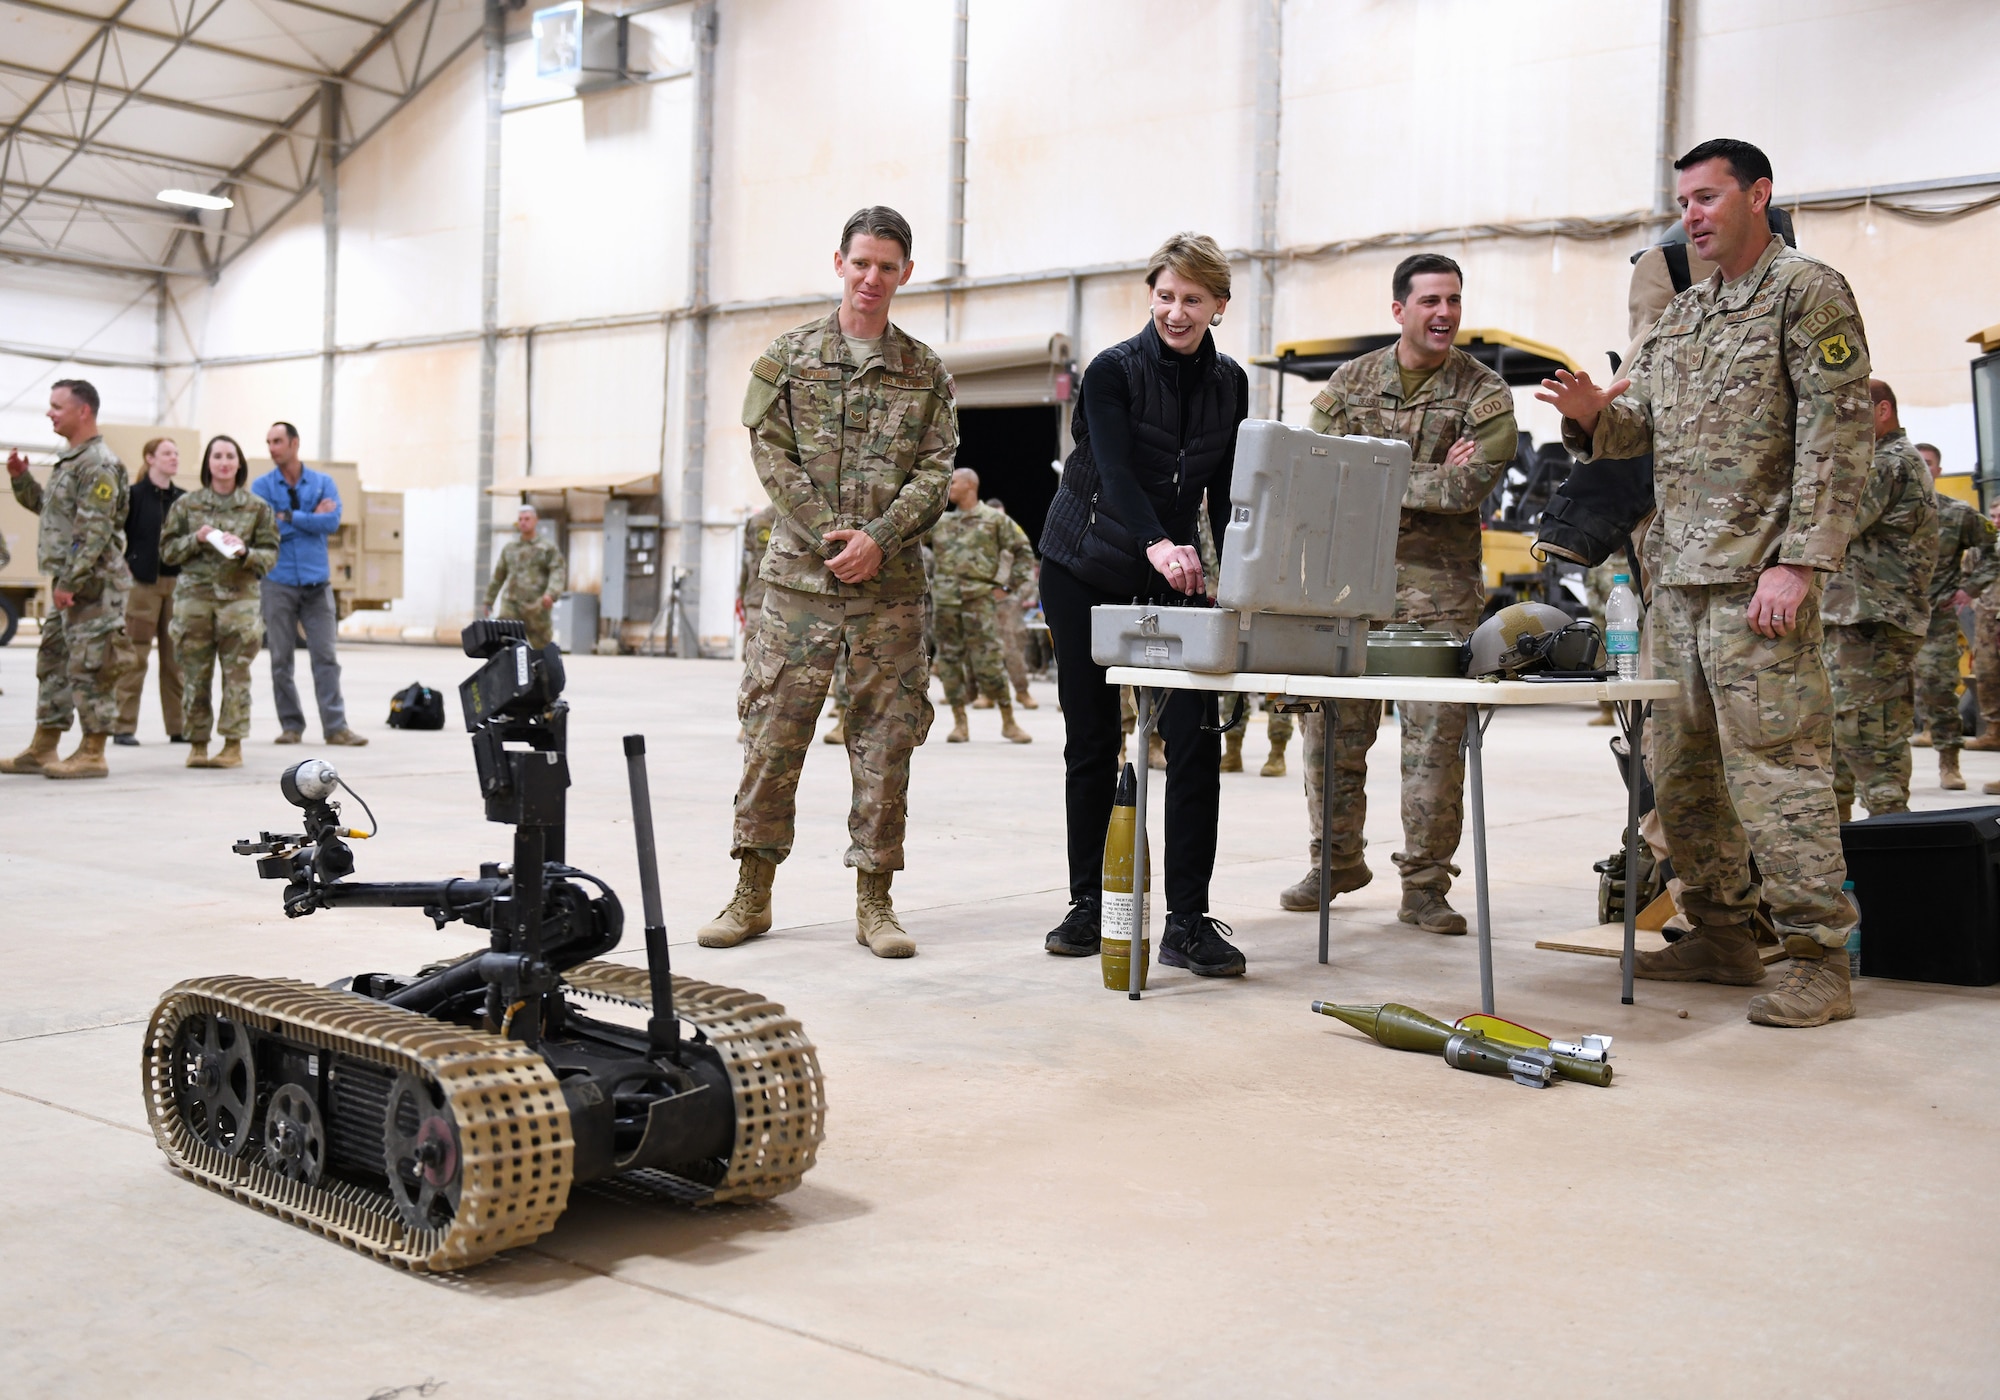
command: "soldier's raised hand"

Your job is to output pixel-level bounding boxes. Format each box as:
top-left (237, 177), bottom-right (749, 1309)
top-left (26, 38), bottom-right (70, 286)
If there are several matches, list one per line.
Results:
top-left (1534, 369), bottom-right (1631, 438)
top-left (6, 449), bottom-right (26, 478)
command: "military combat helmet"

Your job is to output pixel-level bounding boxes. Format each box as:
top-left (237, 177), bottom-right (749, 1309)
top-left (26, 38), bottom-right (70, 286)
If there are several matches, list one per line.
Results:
top-left (1463, 602), bottom-right (1603, 678)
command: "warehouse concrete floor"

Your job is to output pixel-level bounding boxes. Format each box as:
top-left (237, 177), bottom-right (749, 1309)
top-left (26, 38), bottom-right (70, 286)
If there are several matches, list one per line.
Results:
top-left (3, 640), bottom-right (1996, 1398)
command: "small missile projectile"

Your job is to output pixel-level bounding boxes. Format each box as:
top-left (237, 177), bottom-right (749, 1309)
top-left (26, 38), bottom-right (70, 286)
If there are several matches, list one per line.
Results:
top-left (1310, 1001), bottom-right (1614, 1088)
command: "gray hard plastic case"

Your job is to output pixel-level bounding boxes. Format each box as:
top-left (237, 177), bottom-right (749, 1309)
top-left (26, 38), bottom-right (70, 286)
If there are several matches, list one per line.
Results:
top-left (1217, 420), bottom-right (1410, 619)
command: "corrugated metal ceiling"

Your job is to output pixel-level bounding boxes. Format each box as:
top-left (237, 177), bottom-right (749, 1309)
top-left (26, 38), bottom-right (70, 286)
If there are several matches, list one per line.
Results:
top-left (0, 0), bottom-right (483, 280)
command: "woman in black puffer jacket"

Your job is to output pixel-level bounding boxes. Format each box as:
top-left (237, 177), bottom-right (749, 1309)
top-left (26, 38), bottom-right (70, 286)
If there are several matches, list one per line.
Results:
top-left (1038, 232), bottom-right (1250, 977)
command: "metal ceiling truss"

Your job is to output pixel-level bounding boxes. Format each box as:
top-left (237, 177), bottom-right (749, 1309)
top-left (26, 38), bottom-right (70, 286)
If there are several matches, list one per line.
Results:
top-left (0, 0), bottom-right (482, 281)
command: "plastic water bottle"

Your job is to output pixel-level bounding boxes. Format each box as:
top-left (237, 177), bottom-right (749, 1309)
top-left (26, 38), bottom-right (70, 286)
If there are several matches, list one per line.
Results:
top-left (1605, 574), bottom-right (1641, 681)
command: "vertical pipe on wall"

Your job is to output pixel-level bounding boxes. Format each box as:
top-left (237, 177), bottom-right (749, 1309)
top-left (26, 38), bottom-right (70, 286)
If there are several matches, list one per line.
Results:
top-left (1252, 0), bottom-right (1282, 420)
top-left (946, 0), bottom-right (968, 283)
top-left (677, 0), bottom-right (717, 656)
top-left (475, 0), bottom-right (505, 612)
top-left (318, 80), bottom-right (340, 462)
top-left (1654, 0), bottom-right (1683, 218)
top-left (154, 274), bottom-right (170, 423)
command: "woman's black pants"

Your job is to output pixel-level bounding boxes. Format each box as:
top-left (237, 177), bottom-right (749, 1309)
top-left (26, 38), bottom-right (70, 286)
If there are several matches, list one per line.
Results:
top-left (1039, 559), bottom-right (1220, 914)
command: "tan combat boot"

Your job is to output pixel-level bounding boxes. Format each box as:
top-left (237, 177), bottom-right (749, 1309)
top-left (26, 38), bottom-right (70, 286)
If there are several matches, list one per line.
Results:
top-left (999, 702), bottom-right (1032, 744)
top-left (971, 695), bottom-right (995, 710)
top-left (822, 712), bottom-right (846, 745)
top-left (1279, 860), bottom-right (1371, 912)
top-left (1588, 702), bottom-right (1615, 727)
top-left (1014, 687), bottom-right (1039, 710)
top-left (1940, 749), bottom-right (1966, 791)
top-left (1260, 732), bottom-right (1288, 778)
top-left (1399, 887), bottom-right (1468, 935)
top-left (1633, 921), bottom-right (1766, 985)
top-left (1964, 726), bottom-right (2000, 752)
top-left (697, 853), bottom-right (776, 948)
top-left (0, 726), bottom-right (63, 775)
top-left (1747, 936), bottom-right (1854, 1027)
top-left (210, 739), bottom-right (244, 769)
top-left (1220, 729), bottom-right (1244, 772)
top-left (186, 741), bottom-right (212, 768)
top-left (42, 731), bottom-right (110, 780)
top-left (855, 870), bottom-right (915, 957)
top-left (1147, 732), bottom-right (1166, 771)
top-left (1910, 729), bottom-right (1932, 748)
top-left (946, 705), bottom-right (970, 743)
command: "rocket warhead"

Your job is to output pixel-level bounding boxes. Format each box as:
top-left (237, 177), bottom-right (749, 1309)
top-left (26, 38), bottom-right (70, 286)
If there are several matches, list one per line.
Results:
top-left (1309, 1002), bottom-right (1458, 1052)
top-left (1310, 1001), bottom-right (1380, 1039)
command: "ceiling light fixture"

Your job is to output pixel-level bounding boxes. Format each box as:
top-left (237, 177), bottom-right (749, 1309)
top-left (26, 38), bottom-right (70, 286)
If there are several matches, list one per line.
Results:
top-left (156, 188), bottom-right (234, 211)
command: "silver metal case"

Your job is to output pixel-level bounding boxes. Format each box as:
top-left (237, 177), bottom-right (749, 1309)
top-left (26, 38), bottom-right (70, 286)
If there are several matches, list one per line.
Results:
top-left (1217, 421), bottom-right (1410, 619)
top-left (1090, 604), bottom-right (1238, 673)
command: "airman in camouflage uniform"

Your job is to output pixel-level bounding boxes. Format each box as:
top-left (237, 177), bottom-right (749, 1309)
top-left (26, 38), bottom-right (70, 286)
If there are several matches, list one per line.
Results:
top-left (1, 381), bottom-right (136, 779)
top-left (1911, 490), bottom-right (1996, 780)
top-left (1547, 141), bottom-right (1870, 1027)
top-left (485, 505), bottom-right (568, 651)
top-left (932, 469), bottom-right (1033, 743)
top-left (1818, 399), bottom-right (1937, 817)
top-left (698, 208), bottom-right (955, 959)
top-left (1284, 256), bottom-right (1518, 934)
top-left (161, 477), bottom-right (280, 767)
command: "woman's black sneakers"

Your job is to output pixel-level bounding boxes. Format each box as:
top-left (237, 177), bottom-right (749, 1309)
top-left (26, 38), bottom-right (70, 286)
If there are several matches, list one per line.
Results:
top-left (1161, 912), bottom-right (1246, 977)
top-left (1044, 897), bottom-right (1102, 955)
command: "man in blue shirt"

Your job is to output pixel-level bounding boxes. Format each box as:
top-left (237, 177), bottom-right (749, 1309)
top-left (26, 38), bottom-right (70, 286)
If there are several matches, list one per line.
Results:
top-left (253, 421), bottom-right (366, 746)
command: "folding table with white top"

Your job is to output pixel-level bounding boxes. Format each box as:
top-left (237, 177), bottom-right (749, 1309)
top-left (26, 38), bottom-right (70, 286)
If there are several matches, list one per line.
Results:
top-left (1105, 668), bottom-right (1679, 1012)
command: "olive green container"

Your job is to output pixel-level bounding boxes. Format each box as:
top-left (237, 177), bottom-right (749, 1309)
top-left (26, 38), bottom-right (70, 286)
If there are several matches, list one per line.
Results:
top-left (1100, 762), bottom-right (1151, 992)
top-left (1364, 621), bottom-right (1464, 677)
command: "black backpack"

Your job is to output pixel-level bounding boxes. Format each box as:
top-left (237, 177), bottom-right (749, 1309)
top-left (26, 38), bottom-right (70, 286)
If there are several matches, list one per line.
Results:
top-left (387, 681), bottom-right (446, 730)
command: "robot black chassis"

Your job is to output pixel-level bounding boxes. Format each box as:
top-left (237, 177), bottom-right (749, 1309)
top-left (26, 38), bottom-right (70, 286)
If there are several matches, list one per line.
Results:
top-left (142, 620), bottom-right (825, 1271)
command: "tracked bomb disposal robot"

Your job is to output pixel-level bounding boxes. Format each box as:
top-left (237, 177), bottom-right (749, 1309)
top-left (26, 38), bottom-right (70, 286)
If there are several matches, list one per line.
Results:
top-left (143, 620), bottom-right (824, 1271)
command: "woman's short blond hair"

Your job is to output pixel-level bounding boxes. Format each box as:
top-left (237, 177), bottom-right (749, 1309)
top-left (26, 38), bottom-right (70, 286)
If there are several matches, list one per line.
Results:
top-left (1145, 232), bottom-right (1231, 302)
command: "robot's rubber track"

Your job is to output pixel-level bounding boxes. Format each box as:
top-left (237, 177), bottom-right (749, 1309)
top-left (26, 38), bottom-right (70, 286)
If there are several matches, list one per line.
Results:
top-left (144, 968), bottom-right (824, 1270)
top-left (560, 960), bottom-right (825, 1203)
top-left (144, 976), bottom-right (572, 1272)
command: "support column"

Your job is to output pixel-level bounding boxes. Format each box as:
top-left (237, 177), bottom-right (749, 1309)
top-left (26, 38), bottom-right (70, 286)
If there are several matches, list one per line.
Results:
top-left (1252, 0), bottom-right (1282, 420)
top-left (946, 0), bottom-right (968, 281)
top-left (677, 0), bottom-right (717, 657)
top-left (1653, 0), bottom-right (1684, 218)
top-left (474, 0), bottom-right (505, 613)
top-left (318, 80), bottom-right (340, 462)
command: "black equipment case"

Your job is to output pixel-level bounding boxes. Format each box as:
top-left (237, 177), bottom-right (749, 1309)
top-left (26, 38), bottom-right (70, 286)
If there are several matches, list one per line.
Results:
top-left (1841, 806), bottom-right (2000, 986)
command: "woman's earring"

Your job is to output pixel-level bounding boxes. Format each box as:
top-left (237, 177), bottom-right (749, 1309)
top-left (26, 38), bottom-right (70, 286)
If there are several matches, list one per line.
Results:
top-left (1209, 313), bottom-right (1224, 327)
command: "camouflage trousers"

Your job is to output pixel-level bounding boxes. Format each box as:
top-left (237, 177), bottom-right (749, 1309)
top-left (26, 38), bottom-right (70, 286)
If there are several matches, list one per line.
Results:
top-left (498, 596), bottom-right (555, 652)
top-left (1913, 608), bottom-right (1968, 752)
top-left (1821, 620), bottom-right (1923, 816)
top-left (933, 593), bottom-right (1008, 707)
top-left (998, 597), bottom-right (1030, 693)
top-left (32, 588), bottom-right (135, 734)
top-left (1261, 694), bottom-right (1294, 743)
top-left (734, 584), bottom-right (933, 872)
top-left (1651, 582), bottom-right (1852, 950)
top-left (1975, 591), bottom-right (2000, 729)
top-left (171, 596), bottom-right (263, 742)
top-left (1300, 605), bottom-right (1476, 891)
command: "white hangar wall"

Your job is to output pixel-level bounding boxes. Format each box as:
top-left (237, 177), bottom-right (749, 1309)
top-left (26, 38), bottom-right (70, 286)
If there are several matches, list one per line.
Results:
top-left (7, 0), bottom-right (1989, 642)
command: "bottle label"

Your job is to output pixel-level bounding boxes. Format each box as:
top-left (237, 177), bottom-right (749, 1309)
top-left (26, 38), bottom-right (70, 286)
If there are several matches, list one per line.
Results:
top-left (1606, 627), bottom-right (1639, 656)
top-left (1101, 889), bottom-right (1150, 939)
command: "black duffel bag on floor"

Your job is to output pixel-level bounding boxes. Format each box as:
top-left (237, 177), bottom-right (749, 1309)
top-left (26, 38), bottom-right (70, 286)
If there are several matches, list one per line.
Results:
top-left (387, 681), bottom-right (446, 730)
